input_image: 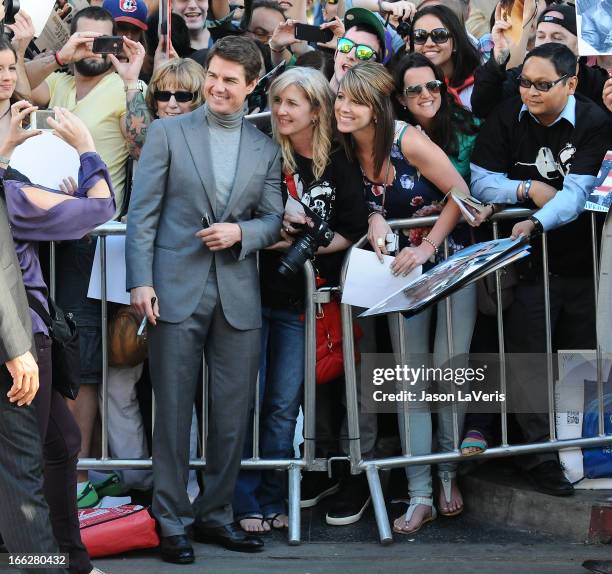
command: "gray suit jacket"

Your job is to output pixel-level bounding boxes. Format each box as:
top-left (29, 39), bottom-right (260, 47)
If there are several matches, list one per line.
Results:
top-left (126, 106), bottom-right (283, 329)
top-left (0, 197), bottom-right (33, 365)
top-left (597, 209), bottom-right (611, 354)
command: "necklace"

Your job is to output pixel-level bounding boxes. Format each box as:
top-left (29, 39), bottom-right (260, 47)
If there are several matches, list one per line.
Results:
top-left (0, 103), bottom-right (11, 121)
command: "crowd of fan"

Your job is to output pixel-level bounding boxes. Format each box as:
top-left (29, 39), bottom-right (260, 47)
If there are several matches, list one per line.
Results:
top-left (1, 0), bottom-right (611, 570)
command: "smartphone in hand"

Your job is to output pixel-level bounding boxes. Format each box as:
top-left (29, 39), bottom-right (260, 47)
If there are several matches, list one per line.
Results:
top-left (31, 110), bottom-right (56, 131)
top-left (92, 36), bottom-right (124, 55)
top-left (294, 23), bottom-right (334, 44)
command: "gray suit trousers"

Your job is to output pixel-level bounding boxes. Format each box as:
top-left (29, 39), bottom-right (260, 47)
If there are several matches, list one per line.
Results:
top-left (148, 269), bottom-right (260, 536)
top-left (0, 370), bottom-right (67, 574)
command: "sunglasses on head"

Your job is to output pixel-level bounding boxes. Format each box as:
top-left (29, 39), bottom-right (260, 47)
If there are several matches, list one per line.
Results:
top-left (517, 73), bottom-right (570, 92)
top-left (412, 27), bottom-right (452, 45)
top-left (403, 79), bottom-right (444, 97)
top-left (337, 37), bottom-right (377, 61)
top-left (154, 90), bottom-right (196, 103)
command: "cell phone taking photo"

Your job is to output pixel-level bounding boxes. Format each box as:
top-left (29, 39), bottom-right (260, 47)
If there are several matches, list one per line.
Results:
top-left (92, 36), bottom-right (124, 55)
top-left (294, 23), bottom-right (334, 44)
top-left (31, 110), bottom-right (56, 131)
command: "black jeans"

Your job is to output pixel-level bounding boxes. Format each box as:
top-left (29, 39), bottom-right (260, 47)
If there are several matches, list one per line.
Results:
top-left (33, 333), bottom-right (92, 574)
top-left (467, 275), bottom-right (597, 470)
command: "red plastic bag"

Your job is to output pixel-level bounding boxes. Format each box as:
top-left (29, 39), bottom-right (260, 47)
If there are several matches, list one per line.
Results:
top-left (78, 505), bottom-right (159, 558)
top-left (315, 299), bottom-right (363, 385)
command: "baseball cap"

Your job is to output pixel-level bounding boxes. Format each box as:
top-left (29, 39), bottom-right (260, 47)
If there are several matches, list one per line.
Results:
top-left (103, 0), bottom-right (149, 31)
top-left (537, 3), bottom-right (577, 36)
top-left (344, 8), bottom-right (387, 60)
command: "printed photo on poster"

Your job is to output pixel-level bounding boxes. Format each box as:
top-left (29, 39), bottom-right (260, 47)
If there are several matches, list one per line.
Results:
top-left (576, 0), bottom-right (612, 56)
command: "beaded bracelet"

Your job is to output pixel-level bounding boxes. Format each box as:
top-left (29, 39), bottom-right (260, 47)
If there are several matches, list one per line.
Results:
top-left (422, 236), bottom-right (439, 256)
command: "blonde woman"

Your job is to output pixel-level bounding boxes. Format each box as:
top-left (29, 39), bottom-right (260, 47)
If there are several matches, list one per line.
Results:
top-left (233, 66), bottom-right (368, 533)
top-left (335, 62), bottom-right (487, 535)
top-left (111, 37), bottom-right (206, 158)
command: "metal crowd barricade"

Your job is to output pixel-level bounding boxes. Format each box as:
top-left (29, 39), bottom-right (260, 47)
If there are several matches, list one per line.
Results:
top-left (339, 208), bottom-right (612, 544)
top-left (56, 221), bottom-right (323, 546)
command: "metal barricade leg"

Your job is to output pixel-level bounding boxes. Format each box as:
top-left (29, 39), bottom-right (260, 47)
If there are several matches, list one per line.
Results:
top-left (365, 464), bottom-right (393, 545)
top-left (287, 464), bottom-right (301, 545)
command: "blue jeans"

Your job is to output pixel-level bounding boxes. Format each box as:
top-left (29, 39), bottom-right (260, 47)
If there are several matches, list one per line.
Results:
top-left (233, 307), bottom-right (304, 518)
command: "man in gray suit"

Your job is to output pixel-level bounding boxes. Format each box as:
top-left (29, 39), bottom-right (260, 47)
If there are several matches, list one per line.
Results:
top-left (0, 196), bottom-right (67, 574)
top-left (126, 36), bottom-right (282, 564)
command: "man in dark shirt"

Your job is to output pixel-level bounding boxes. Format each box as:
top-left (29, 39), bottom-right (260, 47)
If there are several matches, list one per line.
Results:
top-left (470, 42), bottom-right (612, 496)
top-left (471, 3), bottom-right (610, 117)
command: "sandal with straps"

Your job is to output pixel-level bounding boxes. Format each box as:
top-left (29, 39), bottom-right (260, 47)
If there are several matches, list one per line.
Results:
top-left (460, 429), bottom-right (488, 456)
top-left (392, 497), bottom-right (437, 535)
top-left (265, 513), bottom-right (289, 530)
top-left (238, 515), bottom-right (271, 534)
top-left (437, 470), bottom-right (463, 517)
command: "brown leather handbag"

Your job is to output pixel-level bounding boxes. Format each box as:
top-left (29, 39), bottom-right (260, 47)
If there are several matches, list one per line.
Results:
top-left (108, 305), bottom-right (148, 368)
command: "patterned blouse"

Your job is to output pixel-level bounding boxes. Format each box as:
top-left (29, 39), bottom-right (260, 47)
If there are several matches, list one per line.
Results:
top-left (362, 122), bottom-right (469, 265)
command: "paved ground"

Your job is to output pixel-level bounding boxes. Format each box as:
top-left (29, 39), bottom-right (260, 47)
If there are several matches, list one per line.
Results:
top-left (95, 503), bottom-right (612, 574)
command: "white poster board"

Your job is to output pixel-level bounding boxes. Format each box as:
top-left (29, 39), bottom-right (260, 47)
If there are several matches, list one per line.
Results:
top-left (10, 132), bottom-right (80, 189)
top-left (87, 232), bottom-right (131, 305)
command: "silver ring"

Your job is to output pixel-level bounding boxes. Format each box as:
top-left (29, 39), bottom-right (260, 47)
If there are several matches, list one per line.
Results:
top-left (376, 237), bottom-right (384, 246)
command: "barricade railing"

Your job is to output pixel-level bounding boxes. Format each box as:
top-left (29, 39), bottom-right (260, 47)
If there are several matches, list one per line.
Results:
top-left (54, 221), bottom-right (322, 546)
top-left (339, 207), bottom-right (612, 544)
top-left (51, 207), bottom-right (611, 546)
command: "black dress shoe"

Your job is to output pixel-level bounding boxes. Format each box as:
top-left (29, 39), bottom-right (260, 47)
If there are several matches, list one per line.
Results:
top-left (159, 534), bottom-right (195, 564)
top-left (525, 460), bottom-right (575, 496)
top-left (191, 521), bottom-right (264, 552)
top-left (583, 560), bottom-right (612, 574)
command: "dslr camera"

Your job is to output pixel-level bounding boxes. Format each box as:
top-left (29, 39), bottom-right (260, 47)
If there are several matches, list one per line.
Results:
top-left (278, 202), bottom-right (334, 277)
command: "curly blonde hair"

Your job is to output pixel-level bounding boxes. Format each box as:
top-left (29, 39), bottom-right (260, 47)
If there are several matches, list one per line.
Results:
top-left (269, 67), bottom-right (334, 181)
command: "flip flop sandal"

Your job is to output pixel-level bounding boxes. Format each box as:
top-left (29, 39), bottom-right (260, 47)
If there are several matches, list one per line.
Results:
top-left (238, 515), bottom-right (271, 534)
top-left (460, 430), bottom-right (488, 457)
top-left (438, 470), bottom-right (463, 517)
top-left (392, 497), bottom-right (437, 536)
top-left (265, 513), bottom-right (289, 530)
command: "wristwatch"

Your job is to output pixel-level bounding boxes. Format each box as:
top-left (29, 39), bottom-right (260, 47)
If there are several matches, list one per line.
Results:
top-left (528, 216), bottom-right (544, 235)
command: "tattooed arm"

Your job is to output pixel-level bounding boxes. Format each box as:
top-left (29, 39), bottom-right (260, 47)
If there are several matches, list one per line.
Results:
top-left (109, 38), bottom-right (151, 159)
top-left (124, 88), bottom-right (153, 160)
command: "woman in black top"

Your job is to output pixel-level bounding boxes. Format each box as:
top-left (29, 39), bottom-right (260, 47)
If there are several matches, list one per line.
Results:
top-left (232, 66), bottom-right (368, 533)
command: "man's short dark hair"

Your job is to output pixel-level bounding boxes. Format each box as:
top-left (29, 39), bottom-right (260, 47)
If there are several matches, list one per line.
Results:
top-left (523, 42), bottom-right (577, 78)
top-left (206, 36), bottom-right (262, 84)
top-left (252, 0), bottom-right (285, 17)
top-left (70, 6), bottom-right (117, 35)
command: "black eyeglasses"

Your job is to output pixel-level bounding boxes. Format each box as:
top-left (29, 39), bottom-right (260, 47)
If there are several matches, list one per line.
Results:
top-left (412, 27), bottom-right (452, 45)
top-left (403, 79), bottom-right (444, 97)
top-left (154, 90), bottom-right (196, 103)
top-left (517, 73), bottom-right (570, 92)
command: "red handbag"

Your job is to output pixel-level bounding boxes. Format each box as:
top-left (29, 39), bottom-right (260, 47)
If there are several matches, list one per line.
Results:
top-left (315, 297), bottom-right (363, 385)
top-left (78, 505), bottom-right (160, 558)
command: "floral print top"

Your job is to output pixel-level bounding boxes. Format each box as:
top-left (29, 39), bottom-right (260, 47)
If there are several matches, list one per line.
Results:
top-left (362, 121), bottom-right (470, 266)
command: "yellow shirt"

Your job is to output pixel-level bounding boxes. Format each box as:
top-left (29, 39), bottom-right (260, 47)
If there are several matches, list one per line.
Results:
top-left (46, 71), bottom-right (128, 213)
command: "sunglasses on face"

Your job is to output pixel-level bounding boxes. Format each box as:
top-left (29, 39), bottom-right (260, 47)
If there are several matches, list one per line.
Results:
top-left (403, 79), bottom-right (444, 97)
top-left (337, 37), bottom-right (377, 61)
top-left (517, 73), bottom-right (570, 92)
top-left (412, 27), bottom-right (452, 45)
top-left (154, 90), bottom-right (196, 103)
